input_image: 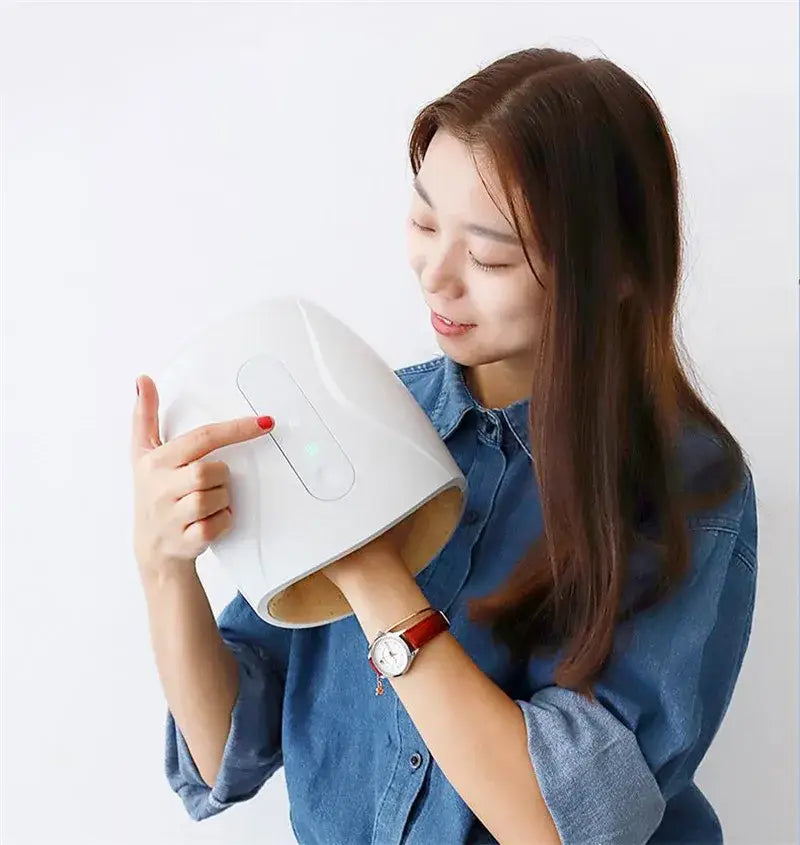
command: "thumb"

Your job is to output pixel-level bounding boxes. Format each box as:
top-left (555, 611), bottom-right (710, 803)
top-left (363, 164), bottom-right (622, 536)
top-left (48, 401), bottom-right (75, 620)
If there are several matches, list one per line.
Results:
top-left (131, 374), bottom-right (163, 463)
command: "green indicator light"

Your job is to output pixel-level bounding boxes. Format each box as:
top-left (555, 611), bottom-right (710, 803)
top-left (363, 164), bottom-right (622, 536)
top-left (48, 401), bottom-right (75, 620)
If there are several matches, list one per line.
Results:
top-left (305, 441), bottom-right (320, 458)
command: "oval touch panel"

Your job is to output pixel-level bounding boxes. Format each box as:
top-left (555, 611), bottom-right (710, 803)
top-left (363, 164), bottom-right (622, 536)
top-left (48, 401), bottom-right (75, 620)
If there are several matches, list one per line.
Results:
top-left (236, 354), bottom-right (355, 500)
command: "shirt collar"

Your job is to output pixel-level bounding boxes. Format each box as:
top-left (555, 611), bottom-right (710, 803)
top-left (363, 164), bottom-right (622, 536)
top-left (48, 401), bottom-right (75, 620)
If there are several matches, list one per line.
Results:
top-left (429, 354), bottom-right (533, 460)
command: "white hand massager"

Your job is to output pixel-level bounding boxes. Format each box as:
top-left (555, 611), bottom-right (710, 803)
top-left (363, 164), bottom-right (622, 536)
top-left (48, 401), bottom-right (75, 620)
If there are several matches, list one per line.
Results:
top-left (152, 296), bottom-right (467, 628)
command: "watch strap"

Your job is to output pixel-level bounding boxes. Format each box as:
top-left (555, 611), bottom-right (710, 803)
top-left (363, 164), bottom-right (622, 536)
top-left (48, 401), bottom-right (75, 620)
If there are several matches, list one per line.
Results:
top-left (403, 609), bottom-right (449, 650)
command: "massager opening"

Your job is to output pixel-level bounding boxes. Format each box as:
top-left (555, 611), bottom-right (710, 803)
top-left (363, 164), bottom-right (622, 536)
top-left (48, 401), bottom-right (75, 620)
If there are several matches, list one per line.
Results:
top-left (262, 484), bottom-right (465, 625)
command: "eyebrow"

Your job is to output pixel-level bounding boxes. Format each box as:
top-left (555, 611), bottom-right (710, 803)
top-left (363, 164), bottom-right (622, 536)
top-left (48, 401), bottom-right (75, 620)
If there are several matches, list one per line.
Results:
top-left (413, 176), bottom-right (522, 246)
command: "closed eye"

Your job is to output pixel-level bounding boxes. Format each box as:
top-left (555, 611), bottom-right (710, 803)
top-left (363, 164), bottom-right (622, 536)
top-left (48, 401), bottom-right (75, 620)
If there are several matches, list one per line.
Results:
top-left (409, 219), bottom-right (511, 273)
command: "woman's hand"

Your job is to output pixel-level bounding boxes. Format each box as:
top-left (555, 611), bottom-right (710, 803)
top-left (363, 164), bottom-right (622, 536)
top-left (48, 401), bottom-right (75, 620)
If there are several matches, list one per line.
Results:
top-left (131, 374), bottom-right (275, 582)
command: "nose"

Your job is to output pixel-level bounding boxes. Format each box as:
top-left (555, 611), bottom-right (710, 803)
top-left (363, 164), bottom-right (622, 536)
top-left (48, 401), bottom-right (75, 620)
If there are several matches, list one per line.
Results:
top-left (418, 246), bottom-right (465, 299)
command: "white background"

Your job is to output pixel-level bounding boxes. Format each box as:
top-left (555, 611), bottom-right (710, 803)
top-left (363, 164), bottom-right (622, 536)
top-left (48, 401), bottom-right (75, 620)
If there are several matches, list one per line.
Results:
top-left (1, 3), bottom-right (797, 843)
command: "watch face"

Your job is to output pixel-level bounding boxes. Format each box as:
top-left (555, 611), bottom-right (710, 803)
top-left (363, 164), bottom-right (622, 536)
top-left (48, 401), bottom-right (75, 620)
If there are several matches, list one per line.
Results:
top-left (373, 634), bottom-right (411, 677)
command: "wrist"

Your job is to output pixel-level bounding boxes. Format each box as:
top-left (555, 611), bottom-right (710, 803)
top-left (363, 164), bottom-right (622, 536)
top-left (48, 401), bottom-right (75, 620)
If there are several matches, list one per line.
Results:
top-left (138, 558), bottom-right (198, 591)
top-left (343, 560), bottom-right (429, 645)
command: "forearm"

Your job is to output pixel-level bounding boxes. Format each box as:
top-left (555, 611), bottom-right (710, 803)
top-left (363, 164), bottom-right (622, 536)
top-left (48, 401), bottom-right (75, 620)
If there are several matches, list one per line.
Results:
top-left (140, 565), bottom-right (239, 788)
top-left (333, 551), bottom-right (561, 845)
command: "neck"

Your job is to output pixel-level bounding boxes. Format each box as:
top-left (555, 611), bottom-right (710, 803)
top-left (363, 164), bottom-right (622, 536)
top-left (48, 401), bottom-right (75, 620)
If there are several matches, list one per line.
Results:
top-left (462, 355), bottom-right (534, 410)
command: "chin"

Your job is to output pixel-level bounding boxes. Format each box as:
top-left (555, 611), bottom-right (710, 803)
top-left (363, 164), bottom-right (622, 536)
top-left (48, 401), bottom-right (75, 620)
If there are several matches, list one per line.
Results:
top-left (438, 340), bottom-right (523, 370)
top-left (433, 339), bottom-right (480, 366)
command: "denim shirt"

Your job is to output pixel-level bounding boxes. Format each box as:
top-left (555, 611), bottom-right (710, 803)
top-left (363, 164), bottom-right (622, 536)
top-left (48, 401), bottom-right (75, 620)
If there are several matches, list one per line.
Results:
top-left (164, 353), bottom-right (758, 844)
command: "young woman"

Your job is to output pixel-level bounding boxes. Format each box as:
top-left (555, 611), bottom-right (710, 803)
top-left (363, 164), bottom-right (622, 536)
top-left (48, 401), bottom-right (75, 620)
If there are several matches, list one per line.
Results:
top-left (132, 47), bottom-right (757, 844)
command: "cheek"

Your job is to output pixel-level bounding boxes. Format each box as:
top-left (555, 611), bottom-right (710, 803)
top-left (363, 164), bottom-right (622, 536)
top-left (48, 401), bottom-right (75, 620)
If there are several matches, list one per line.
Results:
top-left (407, 240), bottom-right (424, 275)
top-left (473, 284), bottom-right (544, 346)
top-left (475, 282), bottom-right (539, 322)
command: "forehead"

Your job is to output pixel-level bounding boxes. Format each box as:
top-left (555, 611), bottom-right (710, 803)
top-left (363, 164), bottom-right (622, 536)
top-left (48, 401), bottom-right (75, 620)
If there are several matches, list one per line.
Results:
top-left (415, 130), bottom-right (512, 222)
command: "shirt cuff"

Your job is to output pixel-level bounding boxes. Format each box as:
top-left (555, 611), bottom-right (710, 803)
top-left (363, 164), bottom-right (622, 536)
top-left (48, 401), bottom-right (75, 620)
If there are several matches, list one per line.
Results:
top-left (164, 639), bottom-right (284, 821)
top-left (515, 687), bottom-right (665, 844)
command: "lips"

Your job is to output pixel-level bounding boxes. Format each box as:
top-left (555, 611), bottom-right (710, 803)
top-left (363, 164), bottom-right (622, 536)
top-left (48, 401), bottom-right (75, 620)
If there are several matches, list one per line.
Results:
top-left (433, 310), bottom-right (475, 327)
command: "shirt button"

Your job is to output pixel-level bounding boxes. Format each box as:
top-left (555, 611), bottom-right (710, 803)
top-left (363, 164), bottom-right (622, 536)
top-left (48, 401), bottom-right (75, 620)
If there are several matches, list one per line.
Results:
top-left (409, 752), bottom-right (422, 770)
top-left (463, 509), bottom-right (479, 525)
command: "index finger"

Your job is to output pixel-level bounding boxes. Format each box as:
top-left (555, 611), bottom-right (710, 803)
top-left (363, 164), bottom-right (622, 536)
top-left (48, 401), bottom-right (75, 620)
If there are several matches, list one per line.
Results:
top-left (154, 415), bottom-right (274, 468)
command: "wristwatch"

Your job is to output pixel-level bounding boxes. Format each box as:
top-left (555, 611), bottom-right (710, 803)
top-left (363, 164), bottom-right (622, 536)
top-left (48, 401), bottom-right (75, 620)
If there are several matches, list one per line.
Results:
top-left (367, 607), bottom-right (450, 695)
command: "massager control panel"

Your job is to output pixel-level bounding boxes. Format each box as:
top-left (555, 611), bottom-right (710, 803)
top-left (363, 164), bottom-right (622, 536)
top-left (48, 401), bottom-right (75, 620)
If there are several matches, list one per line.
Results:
top-left (236, 354), bottom-right (355, 500)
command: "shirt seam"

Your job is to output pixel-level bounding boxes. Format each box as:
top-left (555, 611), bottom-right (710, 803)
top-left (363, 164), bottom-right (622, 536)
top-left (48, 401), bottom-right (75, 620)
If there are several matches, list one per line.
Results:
top-left (732, 547), bottom-right (756, 574)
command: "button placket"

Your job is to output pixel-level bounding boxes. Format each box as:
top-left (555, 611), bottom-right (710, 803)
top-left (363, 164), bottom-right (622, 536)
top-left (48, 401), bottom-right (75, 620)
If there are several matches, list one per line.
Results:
top-left (478, 410), bottom-right (500, 443)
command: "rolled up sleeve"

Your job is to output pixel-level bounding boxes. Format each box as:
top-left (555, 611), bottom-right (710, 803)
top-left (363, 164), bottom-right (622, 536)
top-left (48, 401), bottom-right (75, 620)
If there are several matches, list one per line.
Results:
top-left (164, 592), bottom-right (292, 821)
top-left (517, 687), bottom-right (665, 843)
top-left (515, 470), bottom-right (758, 844)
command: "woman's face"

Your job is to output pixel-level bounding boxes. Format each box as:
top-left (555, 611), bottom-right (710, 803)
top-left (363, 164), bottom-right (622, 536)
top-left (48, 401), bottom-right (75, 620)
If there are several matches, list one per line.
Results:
top-left (406, 129), bottom-right (548, 369)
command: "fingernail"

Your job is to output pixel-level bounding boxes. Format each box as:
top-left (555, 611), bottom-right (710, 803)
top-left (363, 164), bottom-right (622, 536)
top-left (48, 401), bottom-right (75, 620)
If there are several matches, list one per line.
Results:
top-left (257, 415), bottom-right (274, 431)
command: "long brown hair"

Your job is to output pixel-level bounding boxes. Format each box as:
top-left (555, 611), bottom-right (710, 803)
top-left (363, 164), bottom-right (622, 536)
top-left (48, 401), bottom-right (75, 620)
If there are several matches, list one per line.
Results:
top-left (408, 47), bottom-right (748, 698)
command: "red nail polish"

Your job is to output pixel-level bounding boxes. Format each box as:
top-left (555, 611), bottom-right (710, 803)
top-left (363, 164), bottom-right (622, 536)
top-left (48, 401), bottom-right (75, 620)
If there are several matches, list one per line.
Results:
top-left (257, 415), bottom-right (274, 431)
